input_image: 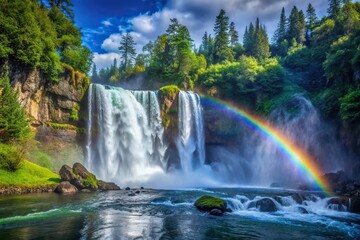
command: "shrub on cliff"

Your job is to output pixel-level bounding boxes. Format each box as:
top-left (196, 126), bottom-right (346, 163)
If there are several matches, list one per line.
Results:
top-left (0, 74), bottom-right (31, 143)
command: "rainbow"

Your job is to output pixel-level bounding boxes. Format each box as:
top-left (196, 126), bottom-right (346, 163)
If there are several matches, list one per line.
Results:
top-left (201, 96), bottom-right (332, 195)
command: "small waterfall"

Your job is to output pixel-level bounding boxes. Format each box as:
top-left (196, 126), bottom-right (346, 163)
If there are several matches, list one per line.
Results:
top-left (176, 91), bottom-right (205, 173)
top-left (87, 84), bottom-right (166, 186)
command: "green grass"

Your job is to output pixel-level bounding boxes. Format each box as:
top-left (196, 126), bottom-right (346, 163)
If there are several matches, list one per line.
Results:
top-left (0, 160), bottom-right (60, 187)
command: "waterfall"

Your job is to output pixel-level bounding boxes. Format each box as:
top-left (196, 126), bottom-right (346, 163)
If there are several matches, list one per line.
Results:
top-left (87, 84), bottom-right (166, 186)
top-left (87, 85), bottom-right (209, 187)
top-left (177, 91), bottom-right (205, 172)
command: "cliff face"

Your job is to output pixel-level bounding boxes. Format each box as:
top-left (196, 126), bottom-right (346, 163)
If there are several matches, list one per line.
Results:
top-left (0, 61), bottom-right (89, 171)
top-left (6, 62), bottom-right (89, 125)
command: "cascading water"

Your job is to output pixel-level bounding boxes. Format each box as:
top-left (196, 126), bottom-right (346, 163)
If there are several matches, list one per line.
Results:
top-left (176, 91), bottom-right (205, 172)
top-left (86, 84), bottom-right (210, 187)
top-left (86, 84), bottom-right (167, 186)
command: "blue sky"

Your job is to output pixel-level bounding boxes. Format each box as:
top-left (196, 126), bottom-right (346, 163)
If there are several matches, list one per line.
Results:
top-left (72, 0), bottom-right (334, 69)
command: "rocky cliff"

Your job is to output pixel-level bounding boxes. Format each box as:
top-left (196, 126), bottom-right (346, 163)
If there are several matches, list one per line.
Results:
top-left (0, 61), bottom-right (89, 170)
top-left (4, 61), bottom-right (89, 125)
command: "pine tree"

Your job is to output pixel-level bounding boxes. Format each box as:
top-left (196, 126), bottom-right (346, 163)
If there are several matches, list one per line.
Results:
top-left (328, 0), bottom-right (342, 19)
top-left (48, 0), bottom-right (74, 21)
top-left (287, 6), bottom-right (306, 44)
top-left (273, 7), bottom-right (287, 47)
top-left (213, 9), bottom-right (234, 63)
top-left (0, 74), bottom-right (30, 143)
top-left (119, 33), bottom-right (136, 71)
top-left (229, 22), bottom-right (239, 47)
top-left (306, 4), bottom-right (318, 31)
top-left (244, 18), bottom-right (270, 60)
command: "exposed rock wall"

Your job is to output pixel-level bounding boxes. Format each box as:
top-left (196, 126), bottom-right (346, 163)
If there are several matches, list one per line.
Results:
top-left (4, 61), bottom-right (89, 125)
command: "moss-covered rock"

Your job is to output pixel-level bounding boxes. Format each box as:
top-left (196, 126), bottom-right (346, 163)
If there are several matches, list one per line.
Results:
top-left (55, 162), bottom-right (119, 193)
top-left (194, 195), bottom-right (227, 212)
top-left (158, 85), bottom-right (180, 130)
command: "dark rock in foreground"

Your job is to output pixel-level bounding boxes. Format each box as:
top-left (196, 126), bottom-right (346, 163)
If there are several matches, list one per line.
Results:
top-left (210, 209), bottom-right (223, 216)
top-left (55, 163), bottom-right (120, 194)
top-left (54, 181), bottom-right (78, 194)
top-left (98, 180), bottom-right (120, 191)
top-left (194, 195), bottom-right (227, 215)
top-left (255, 198), bottom-right (277, 212)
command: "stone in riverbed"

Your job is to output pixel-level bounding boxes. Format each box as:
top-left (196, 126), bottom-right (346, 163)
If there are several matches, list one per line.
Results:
top-left (194, 195), bottom-right (227, 212)
top-left (297, 207), bottom-right (309, 214)
top-left (255, 198), bottom-right (277, 212)
top-left (210, 209), bottom-right (223, 216)
top-left (98, 180), bottom-right (121, 191)
top-left (54, 181), bottom-right (78, 194)
top-left (59, 165), bottom-right (76, 182)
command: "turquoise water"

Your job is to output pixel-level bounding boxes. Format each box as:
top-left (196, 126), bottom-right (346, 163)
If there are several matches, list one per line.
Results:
top-left (0, 188), bottom-right (359, 239)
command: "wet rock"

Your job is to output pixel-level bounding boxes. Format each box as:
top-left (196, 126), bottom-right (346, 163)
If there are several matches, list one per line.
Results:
top-left (209, 209), bottom-right (223, 216)
top-left (140, 187), bottom-right (144, 189)
top-left (291, 193), bottom-right (305, 204)
top-left (135, 190), bottom-right (140, 194)
top-left (350, 196), bottom-right (360, 213)
top-left (194, 195), bottom-right (227, 212)
top-left (54, 181), bottom-right (78, 194)
top-left (59, 165), bottom-right (76, 182)
top-left (255, 198), bottom-right (277, 212)
top-left (327, 197), bottom-right (350, 209)
top-left (128, 193), bottom-right (136, 196)
top-left (297, 207), bottom-right (309, 214)
top-left (225, 208), bottom-right (233, 213)
top-left (247, 201), bottom-right (256, 209)
top-left (273, 196), bottom-right (283, 205)
top-left (98, 181), bottom-right (120, 191)
top-left (125, 187), bottom-right (130, 190)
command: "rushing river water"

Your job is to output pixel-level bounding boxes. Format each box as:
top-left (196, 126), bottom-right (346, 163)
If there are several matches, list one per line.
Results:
top-left (0, 188), bottom-right (359, 239)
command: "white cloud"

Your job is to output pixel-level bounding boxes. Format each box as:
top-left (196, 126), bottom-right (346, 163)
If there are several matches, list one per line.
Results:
top-left (93, 52), bottom-right (121, 69)
top-left (101, 19), bottom-right (113, 27)
top-left (98, 0), bottom-right (329, 68)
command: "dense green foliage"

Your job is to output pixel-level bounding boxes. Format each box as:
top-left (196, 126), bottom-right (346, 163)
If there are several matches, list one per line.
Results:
top-left (0, 143), bottom-right (25, 172)
top-left (0, 0), bottom-right (92, 80)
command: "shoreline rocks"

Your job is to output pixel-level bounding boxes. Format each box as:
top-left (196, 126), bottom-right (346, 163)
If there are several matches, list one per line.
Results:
top-left (55, 163), bottom-right (120, 194)
top-left (194, 195), bottom-right (228, 216)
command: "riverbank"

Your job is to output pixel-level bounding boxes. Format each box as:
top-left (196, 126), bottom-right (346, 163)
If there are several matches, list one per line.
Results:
top-left (0, 160), bottom-right (60, 195)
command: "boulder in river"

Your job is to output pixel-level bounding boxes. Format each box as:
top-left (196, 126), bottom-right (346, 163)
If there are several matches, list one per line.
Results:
top-left (255, 198), bottom-right (277, 212)
top-left (55, 163), bottom-right (120, 194)
top-left (54, 181), bottom-right (78, 194)
top-left (194, 195), bottom-right (227, 213)
top-left (98, 181), bottom-right (121, 191)
top-left (209, 209), bottom-right (223, 216)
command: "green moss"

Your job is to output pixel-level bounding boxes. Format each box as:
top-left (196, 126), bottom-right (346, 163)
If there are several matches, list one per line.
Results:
top-left (70, 104), bottom-right (80, 121)
top-left (46, 122), bottom-right (78, 131)
top-left (159, 85), bottom-right (180, 98)
top-left (62, 63), bottom-right (75, 82)
top-left (194, 195), bottom-right (227, 211)
top-left (82, 173), bottom-right (98, 188)
top-left (159, 85), bottom-right (180, 129)
top-left (0, 160), bottom-right (60, 187)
